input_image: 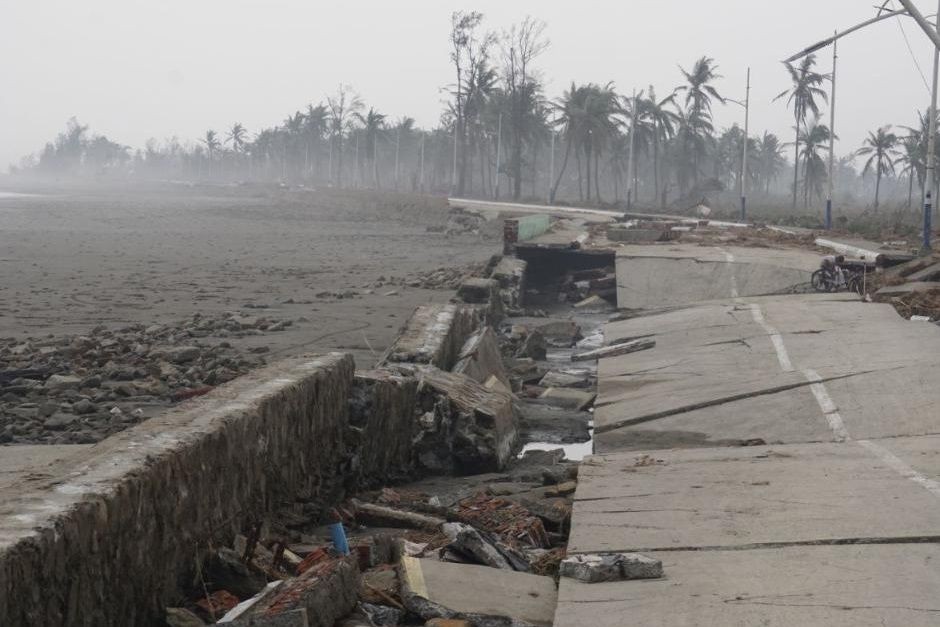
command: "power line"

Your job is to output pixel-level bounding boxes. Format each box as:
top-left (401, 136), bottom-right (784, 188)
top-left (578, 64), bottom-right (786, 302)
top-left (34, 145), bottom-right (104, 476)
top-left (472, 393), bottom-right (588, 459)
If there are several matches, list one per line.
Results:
top-left (891, 0), bottom-right (933, 95)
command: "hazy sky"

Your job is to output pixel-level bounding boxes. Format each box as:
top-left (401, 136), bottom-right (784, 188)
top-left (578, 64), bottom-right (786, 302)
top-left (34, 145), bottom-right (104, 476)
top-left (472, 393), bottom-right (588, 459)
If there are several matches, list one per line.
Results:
top-left (2, 0), bottom-right (937, 169)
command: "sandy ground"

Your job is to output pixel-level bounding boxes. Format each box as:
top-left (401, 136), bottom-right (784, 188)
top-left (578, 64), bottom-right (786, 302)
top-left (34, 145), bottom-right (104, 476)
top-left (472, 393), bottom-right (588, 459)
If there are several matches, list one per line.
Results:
top-left (0, 182), bottom-right (499, 368)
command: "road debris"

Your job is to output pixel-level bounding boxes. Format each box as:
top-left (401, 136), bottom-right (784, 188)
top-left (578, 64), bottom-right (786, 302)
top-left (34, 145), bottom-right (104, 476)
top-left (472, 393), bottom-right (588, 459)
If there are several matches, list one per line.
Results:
top-left (559, 553), bottom-right (664, 583)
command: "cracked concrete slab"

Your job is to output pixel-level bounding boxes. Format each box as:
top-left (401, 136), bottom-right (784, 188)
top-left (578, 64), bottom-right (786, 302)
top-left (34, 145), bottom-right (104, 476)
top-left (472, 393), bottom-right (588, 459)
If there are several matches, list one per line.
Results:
top-left (615, 245), bottom-right (818, 309)
top-left (554, 544), bottom-right (940, 627)
top-left (568, 442), bottom-right (940, 553)
top-left (595, 295), bottom-right (940, 451)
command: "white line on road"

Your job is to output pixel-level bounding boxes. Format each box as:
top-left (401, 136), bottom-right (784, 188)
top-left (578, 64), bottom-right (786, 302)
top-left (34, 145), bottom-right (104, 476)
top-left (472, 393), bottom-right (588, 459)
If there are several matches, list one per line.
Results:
top-left (858, 439), bottom-right (940, 500)
top-left (802, 369), bottom-right (849, 442)
top-left (749, 304), bottom-right (794, 372)
top-left (722, 251), bottom-right (740, 298)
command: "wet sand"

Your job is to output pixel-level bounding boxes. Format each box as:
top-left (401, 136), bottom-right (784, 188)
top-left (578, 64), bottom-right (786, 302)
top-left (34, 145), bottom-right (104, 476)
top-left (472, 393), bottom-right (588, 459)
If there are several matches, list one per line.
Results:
top-left (0, 182), bottom-right (498, 368)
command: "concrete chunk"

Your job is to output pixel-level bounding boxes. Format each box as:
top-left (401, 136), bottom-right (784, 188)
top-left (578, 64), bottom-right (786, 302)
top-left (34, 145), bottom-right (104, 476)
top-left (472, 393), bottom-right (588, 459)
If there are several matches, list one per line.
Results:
top-left (452, 327), bottom-right (510, 389)
top-left (559, 553), bottom-right (663, 583)
top-left (382, 304), bottom-right (479, 370)
top-left (399, 557), bottom-right (556, 626)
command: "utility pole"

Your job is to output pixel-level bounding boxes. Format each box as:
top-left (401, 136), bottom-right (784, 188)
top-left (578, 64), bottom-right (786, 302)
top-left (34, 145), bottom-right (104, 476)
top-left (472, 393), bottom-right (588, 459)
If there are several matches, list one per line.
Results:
top-left (826, 34), bottom-right (837, 231)
top-left (928, 0), bottom-right (940, 250)
top-left (741, 67), bottom-right (751, 223)
top-left (627, 89), bottom-right (637, 210)
top-left (495, 113), bottom-right (503, 201)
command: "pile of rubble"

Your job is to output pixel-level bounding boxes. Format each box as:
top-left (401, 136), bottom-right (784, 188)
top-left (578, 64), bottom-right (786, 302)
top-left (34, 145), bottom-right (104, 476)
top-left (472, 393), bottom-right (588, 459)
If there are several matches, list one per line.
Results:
top-left (166, 449), bottom-right (580, 627)
top-left (870, 254), bottom-right (940, 320)
top-left (0, 312), bottom-right (295, 444)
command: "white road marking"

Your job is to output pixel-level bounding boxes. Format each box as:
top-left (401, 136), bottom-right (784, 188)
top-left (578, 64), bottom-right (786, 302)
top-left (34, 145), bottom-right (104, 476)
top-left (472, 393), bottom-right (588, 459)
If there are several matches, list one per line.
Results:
top-left (858, 439), bottom-right (940, 500)
top-left (802, 369), bottom-right (849, 442)
top-left (722, 251), bottom-right (741, 299)
top-left (749, 304), bottom-right (794, 372)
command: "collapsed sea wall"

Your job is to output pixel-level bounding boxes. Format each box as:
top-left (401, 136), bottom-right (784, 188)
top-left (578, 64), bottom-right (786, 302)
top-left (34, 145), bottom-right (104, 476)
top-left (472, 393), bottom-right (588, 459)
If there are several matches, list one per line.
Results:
top-left (0, 253), bottom-right (528, 626)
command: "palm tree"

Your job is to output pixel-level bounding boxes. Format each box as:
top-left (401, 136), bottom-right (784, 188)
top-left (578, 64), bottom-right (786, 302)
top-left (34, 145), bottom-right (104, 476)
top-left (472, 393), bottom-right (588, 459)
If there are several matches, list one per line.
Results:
top-left (200, 130), bottom-right (220, 177)
top-left (551, 83), bottom-right (587, 203)
top-left (897, 134), bottom-right (925, 208)
top-left (755, 132), bottom-right (786, 195)
top-left (226, 123), bottom-right (248, 153)
top-left (857, 125), bottom-right (900, 209)
top-left (303, 104), bottom-right (328, 178)
top-left (355, 108), bottom-right (387, 188)
top-left (641, 86), bottom-right (680, 205)
top-left (775, 55), bottom-right (828, 208)
top-left (676, 56), bottom-right (724, 184)
top-left (798, 120), bottom-right (831, 208)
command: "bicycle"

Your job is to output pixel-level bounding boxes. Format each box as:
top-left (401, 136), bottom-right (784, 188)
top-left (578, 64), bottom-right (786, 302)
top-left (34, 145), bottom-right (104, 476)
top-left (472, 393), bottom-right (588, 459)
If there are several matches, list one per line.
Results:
top-left (811, 266), bottom-right (864, 295)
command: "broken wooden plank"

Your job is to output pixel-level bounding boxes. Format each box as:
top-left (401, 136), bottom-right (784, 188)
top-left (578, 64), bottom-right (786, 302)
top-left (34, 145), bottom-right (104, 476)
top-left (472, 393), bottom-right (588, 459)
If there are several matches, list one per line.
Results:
top-left (571, 339), bottom-right (655, 362)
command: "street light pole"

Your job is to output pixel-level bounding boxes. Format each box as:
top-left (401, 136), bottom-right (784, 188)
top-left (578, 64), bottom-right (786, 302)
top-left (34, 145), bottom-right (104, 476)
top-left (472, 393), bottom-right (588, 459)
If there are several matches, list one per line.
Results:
top-left (826, 33), bottom-right (837, 231)
top-left (741, 67), bottom-right (751, 223)
top-left (927, 1), bottom-right (939, 251)
top-left (788, 4), bottom-right (940, 248)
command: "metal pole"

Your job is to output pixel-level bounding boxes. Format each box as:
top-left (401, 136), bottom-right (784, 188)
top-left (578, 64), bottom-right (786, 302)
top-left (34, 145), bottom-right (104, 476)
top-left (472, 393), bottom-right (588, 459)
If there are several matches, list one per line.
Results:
top-left (897, 0), bottom-right (940, 49)
top-left (741, 67), bottom-right (751, 223)
top-left (495, 113), bottom-right (503, 201)
top-left (826, 34), bottom-right (837, 230)
top-left (548, 127), bottom-right (555, 204)
top-left (926, 0), bottom-right (940, 251)
top-left (627, 89), bottom-right (637, 210)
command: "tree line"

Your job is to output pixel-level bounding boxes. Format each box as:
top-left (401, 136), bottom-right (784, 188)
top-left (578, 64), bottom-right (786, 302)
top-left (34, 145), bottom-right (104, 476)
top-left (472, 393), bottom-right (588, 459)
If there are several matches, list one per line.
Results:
top-left (12, 11), bottom-right (938, 213)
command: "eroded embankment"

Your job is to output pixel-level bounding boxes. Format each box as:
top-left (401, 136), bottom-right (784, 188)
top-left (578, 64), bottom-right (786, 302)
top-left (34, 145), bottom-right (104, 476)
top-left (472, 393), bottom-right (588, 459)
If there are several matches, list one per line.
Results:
top-left (1, 241), bottom-right (602, 626)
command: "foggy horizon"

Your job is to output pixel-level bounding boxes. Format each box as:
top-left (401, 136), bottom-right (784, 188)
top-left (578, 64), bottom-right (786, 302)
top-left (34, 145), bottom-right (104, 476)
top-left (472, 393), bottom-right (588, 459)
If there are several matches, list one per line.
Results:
top-left (3, 0), bottom-right (939, 170)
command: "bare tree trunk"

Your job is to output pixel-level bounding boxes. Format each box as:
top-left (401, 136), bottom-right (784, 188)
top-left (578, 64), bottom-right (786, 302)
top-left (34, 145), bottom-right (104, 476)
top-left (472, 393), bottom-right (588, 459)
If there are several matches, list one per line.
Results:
top-left (875, 169), bottom-right (882, 209)
top-left (551, 136), bottom-right (572, 203)
top-left (792, 115), bottom-right (800, 209)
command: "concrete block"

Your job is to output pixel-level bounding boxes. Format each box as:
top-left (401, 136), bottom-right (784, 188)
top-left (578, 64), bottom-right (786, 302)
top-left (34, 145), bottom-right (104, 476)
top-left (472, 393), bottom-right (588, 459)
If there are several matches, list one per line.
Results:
top-left (539, 387), bottom-right (596, 411)
top-left (452, 327), bottom-right (510, 389)
top-left (456, 278), bottom-right (498, 304)
top-left (559, 553), bottom-right (663, 583)
top-left (413, 367), bottom-right (518, 474)
top-left (607, 228), bottom-right (666, 243)
top-left (347, 370), bottom-right (418, 490)
top-left (400, 557), bottom-right (556, 626)
top-left (383, 304), bottom-right (479, 370)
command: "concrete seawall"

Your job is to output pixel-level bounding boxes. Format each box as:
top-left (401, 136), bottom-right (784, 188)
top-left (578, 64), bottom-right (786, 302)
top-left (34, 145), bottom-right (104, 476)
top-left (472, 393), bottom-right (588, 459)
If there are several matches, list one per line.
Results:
top-left (0, 353), bottom-right (355, 627)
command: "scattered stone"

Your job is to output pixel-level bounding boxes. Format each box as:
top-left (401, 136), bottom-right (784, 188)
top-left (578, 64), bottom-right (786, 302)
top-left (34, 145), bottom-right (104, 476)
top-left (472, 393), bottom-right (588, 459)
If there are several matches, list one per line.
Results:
top-left (559, 552), bottom-right (663, 583)
top-left (515, 330), bottom-right (547, 360)
top-left (44, 374), bottom-right (81, 390)
top-left (538, 370), bottom-right (591, 389)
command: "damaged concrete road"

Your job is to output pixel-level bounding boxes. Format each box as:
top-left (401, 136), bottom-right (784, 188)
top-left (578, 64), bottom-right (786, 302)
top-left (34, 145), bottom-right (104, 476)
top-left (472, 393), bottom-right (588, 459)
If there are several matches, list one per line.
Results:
top-left (593, 293), bottom-right (940, 452)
